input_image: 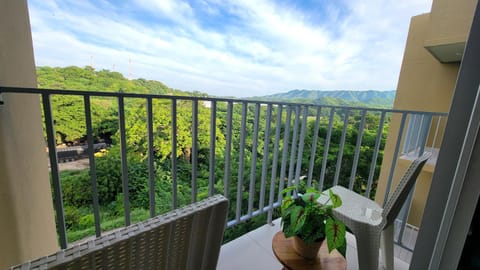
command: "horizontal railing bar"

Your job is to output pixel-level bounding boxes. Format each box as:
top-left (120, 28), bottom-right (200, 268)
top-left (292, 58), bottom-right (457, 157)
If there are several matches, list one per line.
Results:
top-left (396, 242), bottom-right (414, 252)
top-left (227, 202), bottom-right (281, 228)
top-left (0, 86), bottom-right (449, 116)
top-left (7, 85), bottom-right (450, 248)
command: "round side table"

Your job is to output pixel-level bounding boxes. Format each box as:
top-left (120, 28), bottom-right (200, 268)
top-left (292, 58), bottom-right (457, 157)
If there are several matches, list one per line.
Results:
top-left (271, 231), bottom-right (346, 270)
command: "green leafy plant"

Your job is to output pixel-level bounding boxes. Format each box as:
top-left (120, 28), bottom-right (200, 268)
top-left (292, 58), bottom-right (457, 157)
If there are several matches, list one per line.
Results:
top-left (280, 186), bottom-right (347, 257)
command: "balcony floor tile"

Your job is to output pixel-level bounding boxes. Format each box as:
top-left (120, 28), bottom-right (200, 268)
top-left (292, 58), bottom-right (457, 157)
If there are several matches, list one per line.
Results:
top-left (218, 218), bottom-right (412, 270)
top-left (217, 224), bottom-right (282, 270)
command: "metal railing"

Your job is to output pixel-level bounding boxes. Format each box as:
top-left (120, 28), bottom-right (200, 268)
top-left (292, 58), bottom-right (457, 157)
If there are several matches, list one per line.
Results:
top-left (0, 87), bottom-right (448, 251)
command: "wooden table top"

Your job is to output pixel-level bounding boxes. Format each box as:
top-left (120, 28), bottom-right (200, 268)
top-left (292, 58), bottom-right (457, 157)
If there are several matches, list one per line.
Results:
top-left (271, 231), bottom-right (346, 270)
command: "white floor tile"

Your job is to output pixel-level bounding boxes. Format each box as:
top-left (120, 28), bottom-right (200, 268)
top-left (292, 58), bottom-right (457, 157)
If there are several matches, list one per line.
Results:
top-left (246, 219), bottom-right (281, 252)
top-left (217, 228), bottom-right (282, 270)
top-left (218, 221), bottom-right (413, 269)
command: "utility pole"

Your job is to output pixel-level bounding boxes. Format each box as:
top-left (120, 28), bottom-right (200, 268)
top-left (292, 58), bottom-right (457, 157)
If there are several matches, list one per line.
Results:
top-left (129, 58), bottom-right (133, 80)
top-left (90, 55), bottom-right (95, 69)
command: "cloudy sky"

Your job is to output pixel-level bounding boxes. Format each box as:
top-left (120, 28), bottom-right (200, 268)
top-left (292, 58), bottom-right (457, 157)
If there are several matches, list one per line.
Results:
top-left (28, 0), bottom-right (432, 97)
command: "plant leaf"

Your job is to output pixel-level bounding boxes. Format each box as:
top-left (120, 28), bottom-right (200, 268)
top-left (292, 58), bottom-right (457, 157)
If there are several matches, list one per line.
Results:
top-left (281, 186), bottom-right (297, 195)
top-left (293, 209), bottom-right (307, 233)
top-left (290, 206), bottom-right (304, 232)
top-left (281, 196), bottom-right (293, 212)
top-left (337, 240), bottom-right (347, 258)
top-left (329, 189), bottom-right (342, 208)
top-left (302, 192), bottom-right (320, 203)
top-left (325, 217), bottom-right (346, 253)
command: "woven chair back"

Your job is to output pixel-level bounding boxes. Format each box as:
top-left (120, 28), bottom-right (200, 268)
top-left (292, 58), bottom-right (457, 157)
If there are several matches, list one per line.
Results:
top-left (383, 152), bottom-right (432, 228)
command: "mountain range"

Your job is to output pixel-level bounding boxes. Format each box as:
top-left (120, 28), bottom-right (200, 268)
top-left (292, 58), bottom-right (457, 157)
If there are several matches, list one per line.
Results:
top-left (37, 66), bottom-right (396, 108)
top-left (253, 89), bottom-right (396, 108)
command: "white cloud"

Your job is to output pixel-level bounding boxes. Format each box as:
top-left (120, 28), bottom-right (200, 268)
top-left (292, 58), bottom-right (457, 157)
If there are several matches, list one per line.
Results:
top-left (133, 0), bottom-right (194, 24)
top-left (28, 0), bottom-right (433, 97)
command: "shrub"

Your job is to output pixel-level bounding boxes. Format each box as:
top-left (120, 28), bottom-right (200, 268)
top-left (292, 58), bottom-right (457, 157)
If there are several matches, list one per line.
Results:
top-left (64, 205), bottom-right (81, 229)
top-left (61, 170), bottom-right (92, 208)
top-left (78, 214), bottom-right (95, 229)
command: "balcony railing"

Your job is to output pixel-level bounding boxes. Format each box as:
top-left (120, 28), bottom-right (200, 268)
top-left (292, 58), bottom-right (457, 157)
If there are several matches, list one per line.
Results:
top-left (0, 87), bottom-right (447, 252)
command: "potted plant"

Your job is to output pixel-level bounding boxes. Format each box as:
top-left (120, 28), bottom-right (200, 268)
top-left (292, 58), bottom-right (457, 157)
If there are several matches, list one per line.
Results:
top-left (280, 186), bottom-right (347, 259)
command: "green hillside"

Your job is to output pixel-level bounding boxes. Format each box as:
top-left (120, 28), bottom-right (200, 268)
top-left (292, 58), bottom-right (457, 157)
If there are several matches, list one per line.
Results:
top-left (37, 66), bottom-right (395, 109)
top-left (255, 89), bottom-right (396, 108)
top-left (36, 66), bottom-right (208, 97)
top-left (34, 65), bottom-right (389, 244)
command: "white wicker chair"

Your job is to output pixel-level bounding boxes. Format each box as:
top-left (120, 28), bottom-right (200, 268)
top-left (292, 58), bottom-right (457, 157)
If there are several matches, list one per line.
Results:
top-left (10, 194), bottom-right (229, 270)
top-left (318, 152), bottom-right (431, 270)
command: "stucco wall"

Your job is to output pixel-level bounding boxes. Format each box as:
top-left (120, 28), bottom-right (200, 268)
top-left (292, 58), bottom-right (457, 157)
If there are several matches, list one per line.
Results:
top-left (0, 0), bottom-right (58, 268)
top-left (425, 0), bottom-right (477, 47)
top-left (375, 13), bottom-right (460, 227)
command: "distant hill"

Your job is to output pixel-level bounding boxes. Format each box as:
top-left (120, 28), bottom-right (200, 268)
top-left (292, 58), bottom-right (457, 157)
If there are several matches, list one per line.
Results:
top-left (36, 67), bottom-right (396, 108)
top-left (36, 66), bottom-right (208, 97)
top-left (254, 89), bottom-right (396, 108)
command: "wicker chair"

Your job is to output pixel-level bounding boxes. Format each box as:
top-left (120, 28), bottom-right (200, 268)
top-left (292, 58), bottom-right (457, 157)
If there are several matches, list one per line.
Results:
top-left (10, 194), bottom-right (229, 270)
top-left (318, 152), bottom-right (431, 270)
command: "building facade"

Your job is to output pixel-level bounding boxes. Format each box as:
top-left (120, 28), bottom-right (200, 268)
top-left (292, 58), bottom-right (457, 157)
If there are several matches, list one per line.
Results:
top-left (375, 0), bottom-right (478, 226)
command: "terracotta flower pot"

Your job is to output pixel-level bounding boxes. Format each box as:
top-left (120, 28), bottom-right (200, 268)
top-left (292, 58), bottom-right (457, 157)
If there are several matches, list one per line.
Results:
top-left (292, 236), bottom-right (323, 259)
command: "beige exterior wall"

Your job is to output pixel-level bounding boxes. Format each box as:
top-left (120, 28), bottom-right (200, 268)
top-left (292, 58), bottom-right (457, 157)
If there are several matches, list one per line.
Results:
top-left (0, 0), bottom-right (58, 268)
top-left (425, 0), bottom-right (477, 47)
top-left (375, 0), bottom-right (477, 227)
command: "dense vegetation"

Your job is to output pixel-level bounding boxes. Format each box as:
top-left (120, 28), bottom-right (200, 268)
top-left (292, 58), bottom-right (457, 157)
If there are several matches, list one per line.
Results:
top-left (38, 66), bottom-right (389, 243)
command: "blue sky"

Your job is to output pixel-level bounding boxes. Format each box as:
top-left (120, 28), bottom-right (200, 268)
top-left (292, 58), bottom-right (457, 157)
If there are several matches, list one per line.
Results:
top-left (28, 0), bottom-right (432, 97)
